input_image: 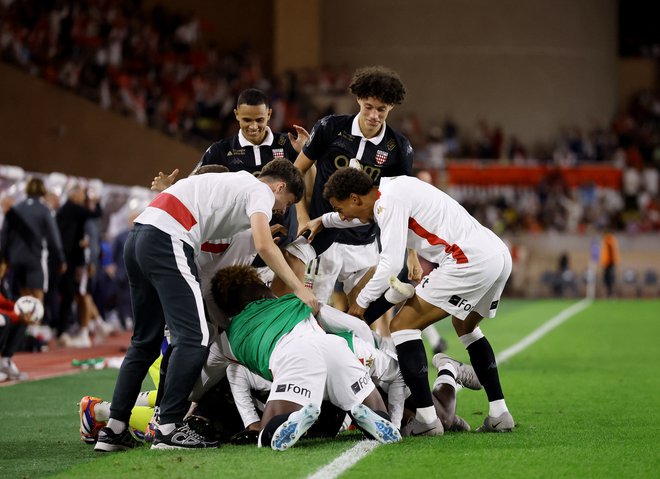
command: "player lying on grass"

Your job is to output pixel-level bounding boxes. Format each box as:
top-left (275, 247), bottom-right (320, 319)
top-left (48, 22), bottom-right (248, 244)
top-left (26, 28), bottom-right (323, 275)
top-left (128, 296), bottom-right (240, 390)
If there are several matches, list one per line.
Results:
top-left (211, 264), bottom-right (401, 450)
top-left (315, 168), bottom-right (515, 436)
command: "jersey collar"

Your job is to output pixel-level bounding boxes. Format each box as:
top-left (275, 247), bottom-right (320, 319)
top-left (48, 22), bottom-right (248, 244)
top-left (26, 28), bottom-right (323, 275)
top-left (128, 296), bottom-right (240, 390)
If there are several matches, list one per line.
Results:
top-left (352, 115), bottom-right (387, 144)
top-left (238, 127), bottom-right (275, 147)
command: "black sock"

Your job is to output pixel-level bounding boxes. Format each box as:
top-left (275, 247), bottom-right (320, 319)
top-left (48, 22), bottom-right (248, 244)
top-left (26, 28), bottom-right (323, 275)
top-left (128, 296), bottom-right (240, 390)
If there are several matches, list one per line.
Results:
top-left (467, 336), bottom-right (504, 401)
top-left (259, 413), bottom-right (290, 447)
top-left (364, 295), bottom-right (395, 325)
top-left (395, 339), bottom-right (434, 409)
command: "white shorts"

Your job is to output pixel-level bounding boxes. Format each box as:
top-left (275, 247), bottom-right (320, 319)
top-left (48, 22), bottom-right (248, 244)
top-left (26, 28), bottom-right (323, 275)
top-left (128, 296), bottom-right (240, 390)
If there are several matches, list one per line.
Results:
top-left (415, 250), bottom-right (512, 320)
top-left (311, 242), bottom-right (379, 303)
top-left (268, 318), bottom-right (375, 410)
top-left (284, 236), bottom-right (318, 265)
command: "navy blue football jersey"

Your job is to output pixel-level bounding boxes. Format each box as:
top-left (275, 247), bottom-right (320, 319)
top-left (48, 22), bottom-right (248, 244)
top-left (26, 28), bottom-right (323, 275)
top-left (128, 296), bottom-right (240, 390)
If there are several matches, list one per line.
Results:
top-left (303, 114), bottom-right (414, 245)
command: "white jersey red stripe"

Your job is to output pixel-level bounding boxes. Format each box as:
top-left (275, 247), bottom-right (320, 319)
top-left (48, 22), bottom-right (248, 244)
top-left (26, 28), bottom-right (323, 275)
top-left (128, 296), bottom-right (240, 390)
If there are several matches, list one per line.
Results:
top-left (356, 175), bottom-right (508, 308)
top-left (135, 170), bottom-right (274, 255)
top-left (149, 193), bottom-right (198, 230)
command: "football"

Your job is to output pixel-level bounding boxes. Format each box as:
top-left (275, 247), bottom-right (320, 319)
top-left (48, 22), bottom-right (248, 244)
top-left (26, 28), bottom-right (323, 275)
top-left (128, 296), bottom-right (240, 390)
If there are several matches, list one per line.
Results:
top-left (13, 296), bottom-right (45, 323)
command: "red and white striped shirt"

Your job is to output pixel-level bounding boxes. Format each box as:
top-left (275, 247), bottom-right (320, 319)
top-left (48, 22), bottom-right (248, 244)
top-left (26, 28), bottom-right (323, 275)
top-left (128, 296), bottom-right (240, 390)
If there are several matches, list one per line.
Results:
top-left (356, 176), bottom-right (508, 308)
top-left (135, 171), bottom-right (273, 255)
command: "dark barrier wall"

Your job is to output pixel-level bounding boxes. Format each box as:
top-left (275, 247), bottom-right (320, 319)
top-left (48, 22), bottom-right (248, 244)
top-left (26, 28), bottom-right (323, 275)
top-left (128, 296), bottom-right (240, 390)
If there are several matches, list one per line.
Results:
top-left (0, 64), bottom-right (202, 186)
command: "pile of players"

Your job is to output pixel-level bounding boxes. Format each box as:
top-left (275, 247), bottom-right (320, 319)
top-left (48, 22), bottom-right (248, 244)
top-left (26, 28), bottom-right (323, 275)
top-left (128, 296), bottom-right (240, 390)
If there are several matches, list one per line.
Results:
top-left (81, 66), bottom-right (515, 452)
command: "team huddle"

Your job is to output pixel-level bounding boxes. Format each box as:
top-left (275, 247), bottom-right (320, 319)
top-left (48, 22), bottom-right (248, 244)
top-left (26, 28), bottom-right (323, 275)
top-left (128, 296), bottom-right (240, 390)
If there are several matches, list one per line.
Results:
top-left (80, 66), bottom-right (515, 452)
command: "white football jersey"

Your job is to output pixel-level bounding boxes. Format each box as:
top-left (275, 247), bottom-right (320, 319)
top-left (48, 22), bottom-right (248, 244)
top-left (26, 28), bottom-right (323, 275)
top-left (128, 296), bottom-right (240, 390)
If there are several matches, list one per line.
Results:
top-left (356, 175), bottom-right (508, 307)
top-left (135, 171), bottom-right (273, 255)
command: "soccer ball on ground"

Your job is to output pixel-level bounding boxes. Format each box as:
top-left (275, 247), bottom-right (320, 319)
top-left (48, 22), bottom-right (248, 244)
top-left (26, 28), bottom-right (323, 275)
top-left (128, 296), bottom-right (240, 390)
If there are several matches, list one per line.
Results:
top-left (13, 296), bottom-right (45, 324)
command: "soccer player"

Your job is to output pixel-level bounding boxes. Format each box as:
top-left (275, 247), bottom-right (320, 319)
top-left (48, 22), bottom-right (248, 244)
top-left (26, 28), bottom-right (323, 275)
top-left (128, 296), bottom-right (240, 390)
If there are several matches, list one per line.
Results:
top-left (211, 264), bottom-right (401, 450)
top-left (94, 160), bottom-right (319, 452)
top-left (272, 66), bottom-right (416, 307)
top-left (151, 88), bottom-right (309, 251)
top-left (320, 168), bottom-right (514, 435)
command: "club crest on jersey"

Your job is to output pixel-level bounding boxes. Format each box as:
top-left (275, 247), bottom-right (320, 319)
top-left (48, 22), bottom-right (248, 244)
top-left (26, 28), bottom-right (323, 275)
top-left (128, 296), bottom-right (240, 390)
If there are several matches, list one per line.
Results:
top-left (272, 148), bottom-right (284, 159)
top-left (375, 150), bottom-right (388, 165)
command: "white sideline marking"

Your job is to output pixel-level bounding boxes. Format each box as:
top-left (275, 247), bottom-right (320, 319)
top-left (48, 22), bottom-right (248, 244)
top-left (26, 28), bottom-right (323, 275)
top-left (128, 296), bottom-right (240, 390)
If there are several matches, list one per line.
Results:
top-left (307, 298), bottom-right (592, 479)
top-left (307, 440), bottom-right (380, 479)
top-left (496, 298), bottom-right (592, 364)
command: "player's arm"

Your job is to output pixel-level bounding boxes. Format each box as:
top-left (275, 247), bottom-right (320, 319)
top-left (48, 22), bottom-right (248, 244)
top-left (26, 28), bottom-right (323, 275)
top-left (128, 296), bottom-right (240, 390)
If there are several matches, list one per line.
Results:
top-left (293, 151), bottom-right (316, 234)
top-left (350, 201), bottom-right (408, 317)
top-left (316, 304), bottom-right (374, 346)
top-left (226, 363), bottom-right (264, 430)
top-left (250, 212), bottom-right (319, 313)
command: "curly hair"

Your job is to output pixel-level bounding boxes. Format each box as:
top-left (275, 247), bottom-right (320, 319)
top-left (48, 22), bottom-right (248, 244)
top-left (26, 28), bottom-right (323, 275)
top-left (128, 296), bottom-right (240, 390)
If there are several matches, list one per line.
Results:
top-left (323, 167), bottom-right (374, 202)
top-left (349, 66), bottom-right (406, 105)
top-left (259, 159), bottom-right (305, 203)
top-left (211, 265), bottom-right (275, 317)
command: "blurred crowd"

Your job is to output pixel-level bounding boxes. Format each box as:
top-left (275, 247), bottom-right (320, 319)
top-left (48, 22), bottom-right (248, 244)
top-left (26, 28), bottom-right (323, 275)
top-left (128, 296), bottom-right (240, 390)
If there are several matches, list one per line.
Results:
top-left (3, 0), bottom-right (658, 237)
top-left (0, 166), bottom-right (153, 380)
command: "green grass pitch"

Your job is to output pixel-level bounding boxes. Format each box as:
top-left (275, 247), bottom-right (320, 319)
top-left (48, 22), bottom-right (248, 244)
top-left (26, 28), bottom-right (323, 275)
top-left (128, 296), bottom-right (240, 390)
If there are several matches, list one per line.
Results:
top-left (1, 299), bottom-right (659, 478)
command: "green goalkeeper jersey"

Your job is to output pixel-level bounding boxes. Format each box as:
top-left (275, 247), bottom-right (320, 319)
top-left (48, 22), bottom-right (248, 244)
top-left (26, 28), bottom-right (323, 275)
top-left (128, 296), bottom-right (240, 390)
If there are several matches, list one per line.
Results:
top-left (227, 294), bottom-right (312, 381)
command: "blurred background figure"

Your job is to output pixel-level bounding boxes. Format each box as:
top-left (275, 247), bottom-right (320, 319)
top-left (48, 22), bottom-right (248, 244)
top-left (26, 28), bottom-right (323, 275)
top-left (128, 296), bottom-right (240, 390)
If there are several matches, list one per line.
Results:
top-left (0, 254), bottom-right (30, 380)
top-left (0, 177), bottom-right (66, 303)
top-left (56, 184), bottom-right (102, 347)
top-left (599, 228), bottom-right (620, 298)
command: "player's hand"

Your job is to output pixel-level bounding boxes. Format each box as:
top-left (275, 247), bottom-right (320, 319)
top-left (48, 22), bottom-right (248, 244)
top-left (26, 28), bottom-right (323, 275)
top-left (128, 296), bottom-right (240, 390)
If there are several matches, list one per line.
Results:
top-left (288, 125), bottom-right (310, 153)
top-left (151, 168), bottom-right (179, 192)
top-left (294, 286), bottom-right (320, 315)
top-left (407, 250), bottom-right (423, 282)
top-left (270, 224), bottom-right (288, 244)
top-left (348, 303), bottom-right (366, 320)
top-left (300, 217), bottom-right (324, 242)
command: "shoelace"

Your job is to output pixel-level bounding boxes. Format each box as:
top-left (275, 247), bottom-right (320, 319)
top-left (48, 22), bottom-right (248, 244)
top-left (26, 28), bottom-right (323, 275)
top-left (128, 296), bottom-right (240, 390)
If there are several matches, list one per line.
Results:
top-left (179, 424), bottom-right (207, 442)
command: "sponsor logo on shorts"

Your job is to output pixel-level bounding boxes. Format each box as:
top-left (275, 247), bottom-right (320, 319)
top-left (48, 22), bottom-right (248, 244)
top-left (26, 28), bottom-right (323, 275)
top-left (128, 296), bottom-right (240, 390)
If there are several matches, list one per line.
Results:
top-left (490, 300), bottom-right (499, 310)
top-left (421, 277), bottom-right (430, 288)
top-left (351, 370), bottom-right (371, 395)
top-left (276, 383), bottom-right (311, 398)
top-left (448, 295), bottom-right (472, 311)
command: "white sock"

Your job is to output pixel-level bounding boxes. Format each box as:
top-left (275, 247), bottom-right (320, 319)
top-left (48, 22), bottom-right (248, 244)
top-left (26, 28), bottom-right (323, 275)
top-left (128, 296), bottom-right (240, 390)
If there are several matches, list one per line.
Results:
top-left (489, 399), bottom-right (509, 417)
top-left (94, 401), bottom-right (111, 422)
top-left (459, 327), bottom-right (484, 348)
top-left (107, 418), bottom-right (126, 434)
top-left (415, 405), bottom-right (438, 424)
top-left (159, 422), bottom-right (177, 435)
top-left (135, 391), bottom-right (151, 407)
top-left (433, 363), bottom-right (457, 390)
